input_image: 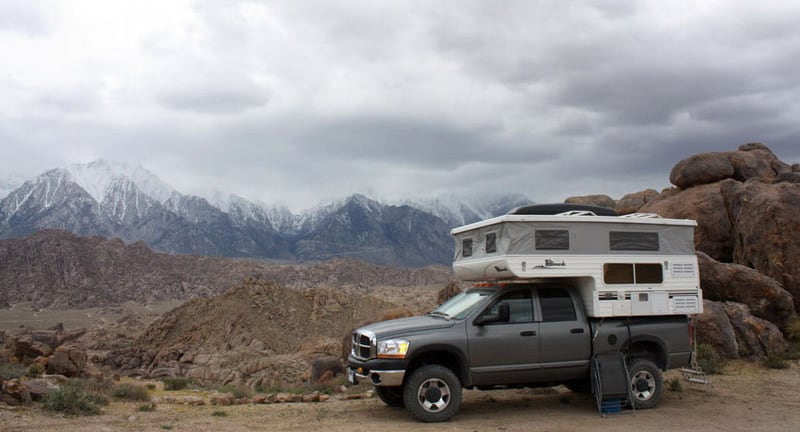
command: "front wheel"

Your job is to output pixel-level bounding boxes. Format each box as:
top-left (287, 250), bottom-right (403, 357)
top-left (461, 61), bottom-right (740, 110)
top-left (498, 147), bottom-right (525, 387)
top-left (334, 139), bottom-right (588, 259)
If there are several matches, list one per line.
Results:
top-left (628, 358), bottom-right (663, 409)
top-left (403, 365), bottom-right (462, 423)
top-left (375, 386), bottom-right (405, 407)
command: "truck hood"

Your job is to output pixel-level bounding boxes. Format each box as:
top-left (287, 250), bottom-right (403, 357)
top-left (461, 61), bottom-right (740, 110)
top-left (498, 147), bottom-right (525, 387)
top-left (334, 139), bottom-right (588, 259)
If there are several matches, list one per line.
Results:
top-left (359, 315), bottom-right (456, 339)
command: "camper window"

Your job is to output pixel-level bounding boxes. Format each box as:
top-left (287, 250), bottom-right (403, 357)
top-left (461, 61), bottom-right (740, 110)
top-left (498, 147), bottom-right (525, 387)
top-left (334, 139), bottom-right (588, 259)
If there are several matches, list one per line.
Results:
top-left (603, 263), bottom-right (663, 284)
top-left (603, 263), bottom-right (634, 284)
top-left (635, 263), bottom-right (663, 283)
top-left (463, 238), bottom-right (473, 257)
top-left (486, 232), bottom-right (497, 253)
top-left (535, 230), bottom-right (570, 250)
top-left (609, 231), bottom-right (659, 251)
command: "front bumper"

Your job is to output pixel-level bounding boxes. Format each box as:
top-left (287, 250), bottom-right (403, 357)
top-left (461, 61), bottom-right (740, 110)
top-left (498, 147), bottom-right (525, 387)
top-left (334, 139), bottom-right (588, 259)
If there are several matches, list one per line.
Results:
top-left (349, 368), bottom-right (405, 386)
top-left (348, 355), bottom-right (407, 387)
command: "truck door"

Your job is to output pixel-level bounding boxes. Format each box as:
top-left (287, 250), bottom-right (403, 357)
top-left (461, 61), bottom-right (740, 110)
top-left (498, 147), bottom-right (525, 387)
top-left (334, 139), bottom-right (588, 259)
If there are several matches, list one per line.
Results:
top-left (466, 287), bottom-right (541, 386)
top-left (535, 286), bottom-right (591, 380)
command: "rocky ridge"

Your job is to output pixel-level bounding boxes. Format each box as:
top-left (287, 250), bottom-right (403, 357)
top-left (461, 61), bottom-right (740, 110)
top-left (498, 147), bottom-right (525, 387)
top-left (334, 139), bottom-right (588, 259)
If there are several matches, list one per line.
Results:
top-left (105, 279), bottom-right (416, 389)
top-left (0, 229), bottom-right (452, 310)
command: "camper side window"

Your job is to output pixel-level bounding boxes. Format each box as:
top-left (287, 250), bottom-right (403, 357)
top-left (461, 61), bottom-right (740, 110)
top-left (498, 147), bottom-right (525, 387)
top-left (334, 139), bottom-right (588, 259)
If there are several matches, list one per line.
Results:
top-left (609, 231), bottom-right (659, 251)
top-left (485, 233), bottom-right (497, 253)
top-left (603, 263), bottom-right (663, 284)
top-left (535, 230), bottom-right (569, 250)
top-left (462, 238), bottom-right (473, 257)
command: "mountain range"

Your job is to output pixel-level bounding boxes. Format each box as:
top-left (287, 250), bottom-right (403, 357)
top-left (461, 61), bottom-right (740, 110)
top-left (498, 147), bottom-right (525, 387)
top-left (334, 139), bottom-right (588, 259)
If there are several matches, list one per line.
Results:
top-left (0, 160), bottom-right (530, 267)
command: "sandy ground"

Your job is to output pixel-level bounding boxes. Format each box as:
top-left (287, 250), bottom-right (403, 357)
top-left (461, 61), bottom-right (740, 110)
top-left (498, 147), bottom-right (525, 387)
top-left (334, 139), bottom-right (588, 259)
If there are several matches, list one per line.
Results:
top-left (0, 301), bottom-right (182, 333)
top-left (2, 361), bottom-right (799, 432)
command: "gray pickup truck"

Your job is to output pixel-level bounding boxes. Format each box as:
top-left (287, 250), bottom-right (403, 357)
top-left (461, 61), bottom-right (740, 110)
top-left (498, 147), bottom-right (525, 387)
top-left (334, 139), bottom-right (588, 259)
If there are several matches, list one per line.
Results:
top-left (347, 282), bottom-right (693, 422)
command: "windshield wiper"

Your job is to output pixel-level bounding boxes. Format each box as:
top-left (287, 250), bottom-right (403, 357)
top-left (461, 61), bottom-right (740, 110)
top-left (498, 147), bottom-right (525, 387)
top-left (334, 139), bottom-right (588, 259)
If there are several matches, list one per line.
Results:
top-left (427, 311), bottom-right (450, 320)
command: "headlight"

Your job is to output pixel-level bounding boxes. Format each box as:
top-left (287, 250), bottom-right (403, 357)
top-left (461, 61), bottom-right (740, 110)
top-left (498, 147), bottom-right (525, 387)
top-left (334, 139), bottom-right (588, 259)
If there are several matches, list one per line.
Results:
top-left (377, 339), bottom-right (410, 359)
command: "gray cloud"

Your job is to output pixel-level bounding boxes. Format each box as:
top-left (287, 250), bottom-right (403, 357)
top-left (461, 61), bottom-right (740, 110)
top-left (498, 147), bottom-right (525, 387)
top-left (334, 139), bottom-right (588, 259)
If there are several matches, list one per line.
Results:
top-left (1, 0), bottom-right (799, 211)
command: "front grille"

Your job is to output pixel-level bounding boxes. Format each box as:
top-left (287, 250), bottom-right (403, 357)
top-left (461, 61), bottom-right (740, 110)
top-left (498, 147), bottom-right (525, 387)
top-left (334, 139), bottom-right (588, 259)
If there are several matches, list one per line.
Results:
top-left (352, 331), bottom-right (375, 360)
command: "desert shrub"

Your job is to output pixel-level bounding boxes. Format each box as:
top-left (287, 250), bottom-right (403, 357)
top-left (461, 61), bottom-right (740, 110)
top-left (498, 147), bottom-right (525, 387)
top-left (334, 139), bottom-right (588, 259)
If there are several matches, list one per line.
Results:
top-left (762, 352), bottom-right (789, 369)
top-left (786, 317), bottom-right (800, 342)
top-left (71, 378), bottom-right (114, 398)
top-left (138, 402), bottom-right (157, 412)
top-left (216, 384), bottom-right (250, 399)
top-left (0, 362), bottom-right (27, 380)
top-left (162, 377), bottom-right (192, 391)
top-left (27, 363), bottom-right (45, 378)
top-left (696, 344), bottom-right (726, 374)
top-left (112, 383), bottom-right (151, 401)
top-left (42, 381), bottom-right (109, 416)
top-left (146, 383), bottom-right (157, 390)
top-left (667, 377), bottom-right (684, 392)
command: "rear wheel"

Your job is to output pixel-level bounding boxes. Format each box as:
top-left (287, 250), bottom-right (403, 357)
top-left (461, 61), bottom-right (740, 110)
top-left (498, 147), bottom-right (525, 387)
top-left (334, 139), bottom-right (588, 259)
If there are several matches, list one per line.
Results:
top-left (375, 386), bottom-right (405, 407)
top-left (403, 365), bottom-right (462, 423)
top-left (628, 358), bottom-right (663, 409)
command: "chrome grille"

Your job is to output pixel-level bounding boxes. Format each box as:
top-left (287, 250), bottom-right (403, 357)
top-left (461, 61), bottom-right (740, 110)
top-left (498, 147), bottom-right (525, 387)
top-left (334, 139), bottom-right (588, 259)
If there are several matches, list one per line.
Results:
top-left (351, 330), bottom-right (375, 360)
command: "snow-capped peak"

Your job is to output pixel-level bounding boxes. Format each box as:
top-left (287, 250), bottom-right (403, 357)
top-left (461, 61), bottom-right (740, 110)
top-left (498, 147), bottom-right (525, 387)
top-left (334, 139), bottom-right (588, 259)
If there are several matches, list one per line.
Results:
top-left (0, 174), bottom-right (24, 200)
top-left (64, 159), bottom-right (177, 204)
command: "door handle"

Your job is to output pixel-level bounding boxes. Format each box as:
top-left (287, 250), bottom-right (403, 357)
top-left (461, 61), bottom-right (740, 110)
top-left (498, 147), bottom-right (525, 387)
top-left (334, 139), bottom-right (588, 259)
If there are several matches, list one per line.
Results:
top-left (570, 328), bottom-right (585, 334)
top-left (520, 331), bottom-right (537, 336)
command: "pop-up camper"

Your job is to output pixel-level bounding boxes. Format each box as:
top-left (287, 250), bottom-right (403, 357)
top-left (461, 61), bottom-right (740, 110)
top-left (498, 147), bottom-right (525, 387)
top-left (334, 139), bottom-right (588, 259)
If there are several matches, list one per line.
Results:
top-left (450, 204), bottom-right (703, 318)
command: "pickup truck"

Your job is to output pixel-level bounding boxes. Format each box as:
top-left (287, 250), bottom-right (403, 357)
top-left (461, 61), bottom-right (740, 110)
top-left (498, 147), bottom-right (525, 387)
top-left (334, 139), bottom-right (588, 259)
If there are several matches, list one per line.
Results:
top-left (347, 282), bottom-right (693, 422)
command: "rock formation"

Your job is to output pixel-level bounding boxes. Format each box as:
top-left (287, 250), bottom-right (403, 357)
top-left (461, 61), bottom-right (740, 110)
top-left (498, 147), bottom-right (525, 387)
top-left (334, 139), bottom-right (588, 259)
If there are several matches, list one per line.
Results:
top-left (695, 300), bottom-right (788, 358)
top-left (564, 194), bottom-right (616, 209)
top-left (721, 177), bottom-right (800, 311)
top-left (697, 252), bottom-right (795, 331)
top-left (615, 189), bottom-right (659, 215)
top-left (639, 142), bottom-right (799, 358)
top-left (106, 280), bottom-right (408, 389)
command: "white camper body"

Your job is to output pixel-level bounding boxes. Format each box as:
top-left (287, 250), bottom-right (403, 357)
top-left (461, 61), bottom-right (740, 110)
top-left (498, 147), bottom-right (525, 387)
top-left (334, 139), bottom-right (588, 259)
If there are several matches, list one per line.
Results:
top-left (450, 210), bottom-right (703, 318)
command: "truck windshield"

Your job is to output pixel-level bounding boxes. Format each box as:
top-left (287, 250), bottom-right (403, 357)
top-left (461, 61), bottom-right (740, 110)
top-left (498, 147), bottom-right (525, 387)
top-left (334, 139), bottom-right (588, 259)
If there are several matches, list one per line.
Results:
top-left (430, 289), bottom-right (494, 320)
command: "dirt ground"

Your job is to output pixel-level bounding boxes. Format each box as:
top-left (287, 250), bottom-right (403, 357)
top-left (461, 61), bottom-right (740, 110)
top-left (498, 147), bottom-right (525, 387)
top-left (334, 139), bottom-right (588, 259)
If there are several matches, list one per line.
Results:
top-left (2, 361), bottom-right (798, 432)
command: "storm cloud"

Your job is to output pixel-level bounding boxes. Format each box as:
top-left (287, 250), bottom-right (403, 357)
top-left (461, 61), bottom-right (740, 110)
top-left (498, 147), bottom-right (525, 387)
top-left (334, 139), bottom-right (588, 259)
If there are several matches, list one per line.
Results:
top-left (1, 0), bottom-right (798, 210)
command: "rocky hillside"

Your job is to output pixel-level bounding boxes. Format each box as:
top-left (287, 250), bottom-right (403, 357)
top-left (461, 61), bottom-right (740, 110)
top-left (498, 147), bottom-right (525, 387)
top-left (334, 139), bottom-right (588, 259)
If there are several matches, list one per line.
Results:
top-left (0, 230), bottom-right (452, 309)
top-left (105, 279), bottom-right (413, 388)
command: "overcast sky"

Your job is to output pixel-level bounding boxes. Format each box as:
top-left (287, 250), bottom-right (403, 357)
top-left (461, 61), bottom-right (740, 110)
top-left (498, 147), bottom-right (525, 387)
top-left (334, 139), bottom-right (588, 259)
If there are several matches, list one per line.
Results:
top-left (1, 0), bottom-right (799, 211)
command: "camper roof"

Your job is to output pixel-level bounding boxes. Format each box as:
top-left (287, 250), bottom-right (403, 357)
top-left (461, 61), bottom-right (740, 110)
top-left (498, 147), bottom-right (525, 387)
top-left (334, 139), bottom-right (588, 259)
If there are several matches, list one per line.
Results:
top-left (450, 205), bottom-right (696, 236)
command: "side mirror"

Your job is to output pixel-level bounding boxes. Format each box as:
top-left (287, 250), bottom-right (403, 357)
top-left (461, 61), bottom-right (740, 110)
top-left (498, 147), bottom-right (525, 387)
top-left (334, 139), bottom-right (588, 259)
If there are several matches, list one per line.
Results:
top-left (474, 303), bottom-right (510, 326)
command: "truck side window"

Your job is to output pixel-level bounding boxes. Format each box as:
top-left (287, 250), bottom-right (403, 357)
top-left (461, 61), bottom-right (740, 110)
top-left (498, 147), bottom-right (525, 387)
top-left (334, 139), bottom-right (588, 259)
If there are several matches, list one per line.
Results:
top-left (483, 290), bottom-right (534, 324)
top-left (538, 287), bottom-right (577, 322)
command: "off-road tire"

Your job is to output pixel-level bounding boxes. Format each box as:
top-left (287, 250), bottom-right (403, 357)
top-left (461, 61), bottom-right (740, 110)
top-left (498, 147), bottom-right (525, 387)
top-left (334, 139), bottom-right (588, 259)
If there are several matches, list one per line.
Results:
top-left (375, 386), bottom-right (405, 407)
top-left (628, 357), bottom-right (663, 409)
top-left (403, 365), bottom-right (462, 423)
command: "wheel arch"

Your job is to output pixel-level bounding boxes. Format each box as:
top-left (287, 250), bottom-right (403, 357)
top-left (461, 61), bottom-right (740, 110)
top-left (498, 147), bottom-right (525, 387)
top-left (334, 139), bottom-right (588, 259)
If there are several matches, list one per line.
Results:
top-left (406, 345), bottom-right (469, 387)
top-left (623, 336), bottom-right (668, 370)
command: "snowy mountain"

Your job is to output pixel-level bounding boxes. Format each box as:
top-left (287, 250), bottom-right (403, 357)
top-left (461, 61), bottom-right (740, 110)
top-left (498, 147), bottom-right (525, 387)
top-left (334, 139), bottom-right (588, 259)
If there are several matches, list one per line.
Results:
top-left (0, 160), bottom-right (532, 266)
top-left (0, 175), bottom-right (22, 201)
top-left (404, 194), bottom-right (532, 227)
top-left (64, 159), bottom-right (178, 205)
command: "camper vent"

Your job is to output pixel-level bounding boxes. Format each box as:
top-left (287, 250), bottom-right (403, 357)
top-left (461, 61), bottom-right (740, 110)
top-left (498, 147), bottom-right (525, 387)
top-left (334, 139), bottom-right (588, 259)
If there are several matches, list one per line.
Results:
top-left (620, 213), bottom-right (662, 219)
top-left (672, 296), bottom-right (699, 313)
top-left (556, 210), bottom-right (598, 216)
top-left (671, 263), bottom-right (696, 277)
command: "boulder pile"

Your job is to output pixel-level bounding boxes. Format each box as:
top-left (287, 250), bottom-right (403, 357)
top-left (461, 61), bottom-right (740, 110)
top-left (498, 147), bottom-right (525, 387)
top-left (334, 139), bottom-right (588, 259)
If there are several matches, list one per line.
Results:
top-left (104, 279), bottom-right (402, 390)
top-left (607, 143), bottom-right (799, 358)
